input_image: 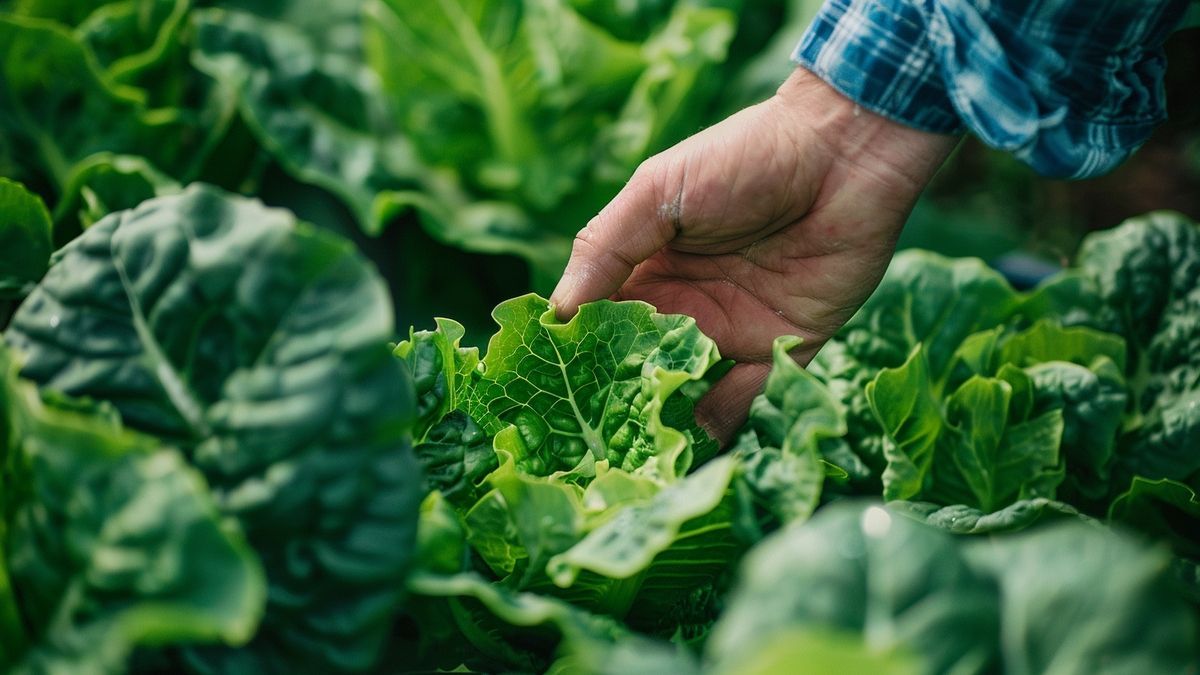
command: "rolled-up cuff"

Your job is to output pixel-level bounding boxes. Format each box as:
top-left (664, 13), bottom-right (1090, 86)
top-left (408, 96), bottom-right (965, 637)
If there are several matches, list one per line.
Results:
top-left (793, 0), bottom-right (963, 135)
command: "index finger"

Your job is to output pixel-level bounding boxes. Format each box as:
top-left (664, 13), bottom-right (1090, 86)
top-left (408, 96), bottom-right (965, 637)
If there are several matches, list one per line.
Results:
top-left (550, 162), bottom-right (678, 319)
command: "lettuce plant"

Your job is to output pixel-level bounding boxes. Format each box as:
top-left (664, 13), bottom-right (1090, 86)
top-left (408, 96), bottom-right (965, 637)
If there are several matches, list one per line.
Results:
top-left (393, 295), bottom-right (751, 669)
top-left (5, 185), bottom-right (423, 672)
top-left (706, 502), bottom-right (1196, 675)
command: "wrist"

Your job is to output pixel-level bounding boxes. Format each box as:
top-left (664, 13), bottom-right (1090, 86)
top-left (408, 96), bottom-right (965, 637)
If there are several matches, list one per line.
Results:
top-left (772, 67), bottom-right (959, 202)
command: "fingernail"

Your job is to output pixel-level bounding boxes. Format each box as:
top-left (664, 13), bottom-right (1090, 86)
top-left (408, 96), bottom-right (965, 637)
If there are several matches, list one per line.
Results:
top-left (549, 273), bottom-right (575, 317)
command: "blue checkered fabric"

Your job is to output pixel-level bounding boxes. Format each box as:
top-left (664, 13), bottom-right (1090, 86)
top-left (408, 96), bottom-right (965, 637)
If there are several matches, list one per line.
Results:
top-left (794, 0), bottom-right (1193, 178)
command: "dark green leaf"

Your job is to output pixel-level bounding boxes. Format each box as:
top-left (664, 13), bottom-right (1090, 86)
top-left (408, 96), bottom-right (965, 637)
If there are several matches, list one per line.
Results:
top-left (867, 346), bottom-right (943, 502)
top-left (0, 178), bottom-right (52, 295)
top-left (407, 571), bottom-right (627, 674)
top-left (6, 185), bottom-right (421, 673)
top-left (0, 343), bottom-right (264, 673)
top-left (708, 503), bottom-right (1000, 674)
top-left (0, 14), bottom-right (184, 199)
top-left (192, 8), bottom-right (424, 234)
top-left (1073, 212), bottom-right (1200, 495)
top-left (415, 411), bottom-right (497, 510)
top-left (52, 152), bottom-right (179, 240)
top-left (734, 335), bottom-right (844, 524)
top-left (1109, 476), bottom-right (1200, 559)
top-left (394, 317), bottom-right (481, 441)
top-left (1027, 358), bottom-right (1127, 502)
top-left (966, 521), bottom-right (1199, 673)
top-left (892, 498), bottom-right (1087, 534)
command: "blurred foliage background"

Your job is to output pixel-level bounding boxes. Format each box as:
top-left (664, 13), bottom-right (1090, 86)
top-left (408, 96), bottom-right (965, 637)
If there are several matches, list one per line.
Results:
top-left (0, 0), bottom-right (1196, 341)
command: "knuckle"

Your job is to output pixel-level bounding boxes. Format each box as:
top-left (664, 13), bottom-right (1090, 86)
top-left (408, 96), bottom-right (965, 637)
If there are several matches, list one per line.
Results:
top-left (571, 221), bottom-right (602, 254)
top-left (630, 156), bottom-right (666, 189)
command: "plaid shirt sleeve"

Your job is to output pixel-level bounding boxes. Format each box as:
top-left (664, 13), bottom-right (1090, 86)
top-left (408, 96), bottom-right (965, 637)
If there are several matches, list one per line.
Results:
top-left (793, 0), bottom-right (1193, 178)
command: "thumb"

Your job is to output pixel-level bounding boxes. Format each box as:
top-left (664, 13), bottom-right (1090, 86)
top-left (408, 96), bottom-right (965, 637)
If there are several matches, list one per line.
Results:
top-left (694, 363), bottom-right (770, 446)
top-left (550, 162), bottom-right (677, 318)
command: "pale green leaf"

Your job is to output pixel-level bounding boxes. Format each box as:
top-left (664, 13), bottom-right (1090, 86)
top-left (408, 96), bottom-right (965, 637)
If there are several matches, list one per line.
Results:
top-left (465, 294), bottom-right (720, 480)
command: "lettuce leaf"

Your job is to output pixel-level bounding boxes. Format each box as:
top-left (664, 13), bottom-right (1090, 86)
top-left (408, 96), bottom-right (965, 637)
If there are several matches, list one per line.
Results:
top-left (191, 7), bottom-right (425, 235)
top-left (0, 14), bottom-right (187, 209)
top-left (808, 251), bottom-right (1025, 483)
top-left (464, 293), bottom-right (720, 480)
top-left (731, 335), bottom-right (845, 526)
top-left (398, 293), bottom-right (742, 659)
top-left (362, 0), bottom-right (736, 280)
top-left (394, 317), bottom-right (481, 442)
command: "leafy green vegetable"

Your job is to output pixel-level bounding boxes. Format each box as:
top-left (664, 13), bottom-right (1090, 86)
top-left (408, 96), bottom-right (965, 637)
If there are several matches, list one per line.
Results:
top-left (52, 152), bottom-right (180, 236)
top-left (463, 293), bottom-right (721, 480)
top-left (808, 251), bottom-right (1024, 483)
top-left (966, 519), bottom-right (1198, 674)
top-left (394, 317), bottom-right (481, 442)
top-left (191, 6), bottom-right (423, 234)
top-left (1109, 477), bottom-right (1200, 559)
top-left (393, 293), bottom-right (746, 664)
top-left (72, 0), bottom-right (193, 102)
top-left (5, 185), bottom-right (422, 672)
top-left (798, 246), bottom-right (1140, 526)
top-left (892, 499), bottom-right (1087, 534)
top-left (0, 13), bottom-right (184, 202)
top-left (1073, 213), bottom-right (1200, 491)
top-left (708, 503), bottom-right (1001, 674)
top-left (710, 502), bottom-right (1198, 674)
top-left (0, 342), bottom-right (264, 673)
top-left (545, 455), bottom-right (740, 595)
top-left (731, 335), bottom-right (845, 525)
top-left (405, 570), bottom-right (627, 673)
top-left (2, 196), bottom-right (1198, 671)
top-left (1024, 357), bottom-right (1127, 501)
top-left (362, 0), bottom-right (738, 281)
top-left (415, 411), bottom-right (497, 510)
top-left (1, 4), bottom-right (1198, 666)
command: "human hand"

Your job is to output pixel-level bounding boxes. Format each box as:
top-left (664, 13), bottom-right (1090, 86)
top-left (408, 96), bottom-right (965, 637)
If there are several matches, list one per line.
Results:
top-left (551, 68), bottom-right (958, 442)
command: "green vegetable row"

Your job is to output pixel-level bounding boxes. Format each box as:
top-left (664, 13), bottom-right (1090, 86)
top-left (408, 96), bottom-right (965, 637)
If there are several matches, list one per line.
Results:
top-left (0, 1), bottom-right (1196, 670)
top-left (5, 184), bottom-right (1195, 672)
top-left (392, 208), bottom-right (1200, 673)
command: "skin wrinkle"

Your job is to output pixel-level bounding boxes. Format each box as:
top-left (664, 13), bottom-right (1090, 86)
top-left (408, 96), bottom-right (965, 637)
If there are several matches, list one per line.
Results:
top-left (626, 264), bottom-right (835, 361)
top-left (713, 276), bottom-right (816, 350)
top-left (738, 124), bottom-right (818, 242)
top-left (669, 156), bottom-right (686, 235)
top-left (672, 108), bottom-right (819, 253)
top-left (570, 235), bottom-right (627, 295)
top-left (709, 252), bottom-right (848, 337)
top-left (634, 245), bottom-right (850, 350)
top-left (774, 129), bottom-right (818, 230)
